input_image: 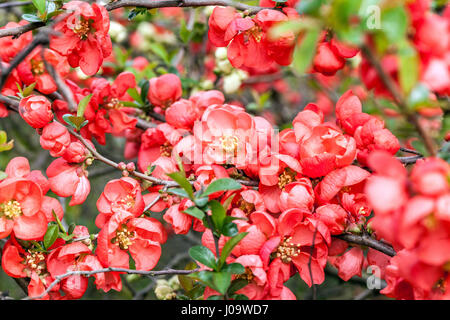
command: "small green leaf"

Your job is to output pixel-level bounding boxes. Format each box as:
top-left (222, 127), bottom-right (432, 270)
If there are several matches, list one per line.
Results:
top-left (218, 232), bottom-right (248, 270)
top-left (63, 114), bottom-right (88, 131)
top-left (398, 42), bottom-right (419, 94)
top-left (209, 200), bottom-right (226, 232)
top-left (167, 172), bottom-right (194, 200)
top-left (32, 0), bottom-right (46, 15)
top-left (189, 245), bottom-right (217, 270)
top-left (212, 271), bottom-right (232, 295)
top-left (22, 14), bottom-right (42, 23)
top-left (167, 188), bottom-right (190, 199)
top-left (194, 197), bottom-right (209, 208)
top-left (148, 42), bottom-right (170, 64)
top-left (292, 27), bottom-right (320, 74)
top-left (44, 224), bottom-right (59, 249)
top-left (126, 88), bottom-right (143, 105)
top-left (221, 221), bottom-right (238, 237)
top-left (207, 295), bottom-right (223, 300)
top-left (296, 0), bottom-right (323, 15)
top-left (227, 279), bottom-right (248, 294)
top-left (77, 94), bottom-right (92, 118)
top-left (221, 263), bottom-right (245, 275)
top-left (381, 6), bottom-right (408, 43)
top-left (180, 19), bottom-right (191, 43)
top-left (22, 82), bottom-right (36, 97)
top-left (183, 206), bottom-right (205, 220)
top-left (203, 178), bottom-right (242, 197)
top-left (58, 232), bottom-right (74, 241)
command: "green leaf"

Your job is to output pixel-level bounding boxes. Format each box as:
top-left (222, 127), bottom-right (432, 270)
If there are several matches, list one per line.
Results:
top-left (221, 263), bottom-right (245, 275)
top-left (296, 0), bottom-right (323, 15)
top-left (167, 172), bottom-right (194, 200)
top-left (227, 279), bottom-right (248, 294)
top-left (62, 114), bottom-right (88, 131)
top-left (203, 178), bottom-right (242, 197)
top-left (58, 232), bottom-right (74, 241)
top-left (43, 224), bottom-right (59, 249)
top-left (167, 188), bottom-right (190, 199)
top-left (77, 94), bottom-right (92, 118)
top-left (178, 262), bottom-right (197, 293)
top-left (207, 295), bottom-right (223, 300)
top-left (148, 42), bottom-right (170, 64)
top-left (221, 221), bottom-right (238, 237)
top-left (189, 245), bottom-right (217, 270)
top-left (212, 271), bottom-right (232, 295)
top-left (183, 206), bottom-right (205, 220)
top-left (189, 270), bottom-right (214, 287)
top-left (180, 19), bottom-right (191, 43)
top-left (126, 88), bottom-right (144, 105)
top-left (398, 42), bottom-right (419, 94)
top-left (408, 83), bottom-right (431, 109)
top-left (22, 82), bottom-right (36, 97)
top-left (218, 232), bottom-right (248, 270)
top-left (209, 200), bottom-right (226, 232)
top-left (381, 6), bottom-right (408, 43)
top-left (140, 80), bottom-right (150, 105)
top-left (22, 14), bottom-right (42, 23)
top-left (292, 27), bottom-right (320, 74)
top-left (32, 0), bottom-right (46, 15)
top-left (230, 293), bottom-right (249, 300)
top-left (194, 197), bottom-right (209, 208)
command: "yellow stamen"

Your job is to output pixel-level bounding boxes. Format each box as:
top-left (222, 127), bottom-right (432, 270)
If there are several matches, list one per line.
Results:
top-left (277, 236), bottom-right (301, 264)
top-left (1, 200), bottom-right (22, 219)
top-left (278, 168), bottom-right (296, 190)
top-left (112, 224), bottom-right (135, 250)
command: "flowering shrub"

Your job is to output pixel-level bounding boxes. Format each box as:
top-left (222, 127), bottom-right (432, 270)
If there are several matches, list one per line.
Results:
top-left (0, 0), bottom-right (448, 301)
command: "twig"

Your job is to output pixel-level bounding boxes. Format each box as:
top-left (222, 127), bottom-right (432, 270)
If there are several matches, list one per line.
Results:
top-left (334, 233), bottom-right (396, 257)
top-left (307, 225), bottom-right (318, 300)
top-left (0, 21), bottom-right (45, 39)
top-left (105, 0), bottom-right (268, 15)
top-left (24, 267), bottom-right (199, 300)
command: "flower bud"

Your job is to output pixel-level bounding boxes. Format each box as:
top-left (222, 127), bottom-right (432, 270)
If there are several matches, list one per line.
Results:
top-left (40, 122), bottom-right (71, 157)
top-left (19, 95), bottom-right (53, 129)
top-left (148, 74), bottom-right (182, 108)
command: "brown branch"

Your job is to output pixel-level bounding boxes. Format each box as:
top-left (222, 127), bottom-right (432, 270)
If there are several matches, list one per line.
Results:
top-left (0, 21), bottom-right (45, 39)
top-left (0, 1), bottom-right (32, 9)
top-left (360, 44), bottom-right (437, 157)
top-left (334, 232), bottom-right (396, 257)
top-left (24, 267), bottom-right (199, 300)
top-left (105, 0), bottom-right (267, 15)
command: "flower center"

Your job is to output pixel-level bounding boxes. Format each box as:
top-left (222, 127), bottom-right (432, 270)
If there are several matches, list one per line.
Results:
top-left (160, 141), bottom-right (173, 157)
top-left (105, 98), bottom-right (123, 110)
top-left (1, 200), bottom-right (23, 219)
top-left (276, 236), bottom-right (301, 263)
top-left (220, 135), bottom-right (239, 154)
top-left (30, 59), bottom-right (44, 76)
top-left (238, 199), bottom-right (255, 215)
top-left (117, 194), bottom-right (135, 210)
top-left (24, 251), bottom-right (46, 275)
top-left (112, 224), bottom-right (135, 250)
top-left (235, 267), bottom-right (254, 283)
top-left (245, 25), bottom-right (262, 42)
top-left (278, 168), bottom-right (296, 190)
top-left (72, 18), bottom-right (91, 39)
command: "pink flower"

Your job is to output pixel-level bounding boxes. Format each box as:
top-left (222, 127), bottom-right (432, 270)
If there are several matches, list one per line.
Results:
top-left (19, 95), bottom-right (54, 129)
top-left (40, 122), bottom-right (71, 157)
top-left (46, 158), bottom-right (90, 206)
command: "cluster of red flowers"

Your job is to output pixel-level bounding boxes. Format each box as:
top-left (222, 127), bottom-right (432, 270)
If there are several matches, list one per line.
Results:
top-left (0, 0), bottom-right (448, 301)
top-left (365, 151), bottom-right (450, 299)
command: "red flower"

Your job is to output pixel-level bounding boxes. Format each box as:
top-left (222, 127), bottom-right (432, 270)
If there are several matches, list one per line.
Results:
top-left (96, 177), bottom-right (145, 228)
top-left (2, 238), bottom-right (57, 299)
top-left (148, 73), bottom-right (182, 108)
top-left (19, 95), bottom-right (53, 129)
top-left (0, 21), bottom-right (32, 63)
top-left (96, 210), bottom-right (166, 271)
top-left (40, 122), bottom-right (71, 157)
top-left (313, 39), bottom-right (358, 76)
top-left (0, 177), bottom-right (46, 240)
top-left (17, 48), bottom-right (69, 94)
top-left (165, 99), bottom-right (199, 130)
top-left (46, 158), bottom-right (90, 206)
top-left (50, 1), bottom-right (112, 76)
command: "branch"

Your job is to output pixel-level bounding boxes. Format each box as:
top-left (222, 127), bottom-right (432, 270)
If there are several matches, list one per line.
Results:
top-left (24, 267), bottom-right (199, 300)
top-left (0, 1), bottom-right (32, 9)
top-left (0, 31), bottom-right (49, 90)
top-left (360, 44), bottom-right (437, 157)
top-left (334, 233), bottom-right (396, 257)
top-left (105, 0), bottom-right (268, 15)
top-left (0, 21), bottom-right (45, 39)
